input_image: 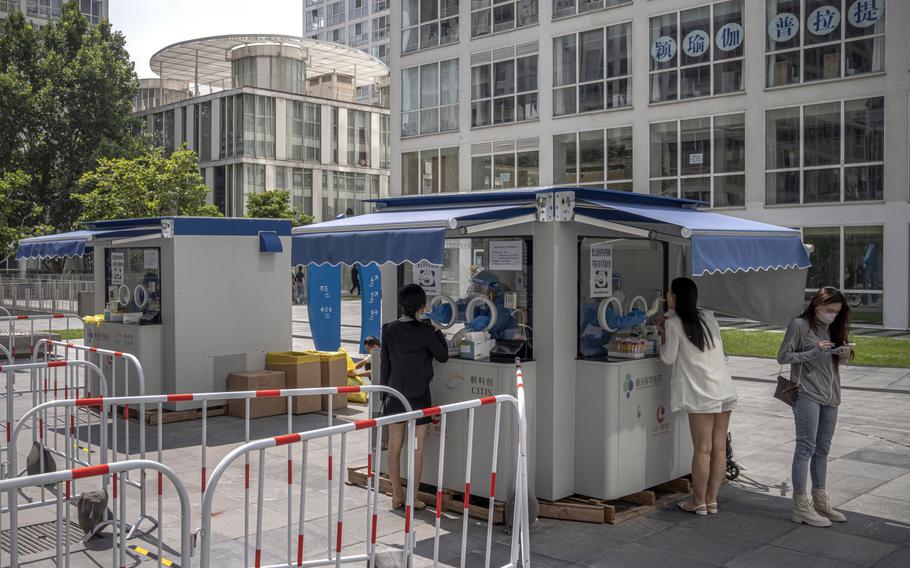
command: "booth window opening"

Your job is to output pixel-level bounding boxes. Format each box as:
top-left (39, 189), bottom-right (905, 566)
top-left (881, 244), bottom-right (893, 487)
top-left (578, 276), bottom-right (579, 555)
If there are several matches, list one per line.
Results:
top-left (104, 247), bottom-right (162, 325)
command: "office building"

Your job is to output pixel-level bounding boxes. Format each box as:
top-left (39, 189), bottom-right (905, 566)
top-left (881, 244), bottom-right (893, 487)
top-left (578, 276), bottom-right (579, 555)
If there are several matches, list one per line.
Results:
top-left (135, 34), bottom-right (391, 221)
top-left (304, 0), bottom-right (392, 103)
top-left (0, 0), bottom-right (106, 25)
top-left (390, 0), bottom-right (909, 329)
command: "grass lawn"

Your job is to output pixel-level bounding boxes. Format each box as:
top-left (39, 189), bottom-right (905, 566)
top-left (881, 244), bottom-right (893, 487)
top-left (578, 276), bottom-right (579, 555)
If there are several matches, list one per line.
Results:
top-left (39, 328), bottom-right (84, 341)
top-left (721, 329), bottom-right (910, 369)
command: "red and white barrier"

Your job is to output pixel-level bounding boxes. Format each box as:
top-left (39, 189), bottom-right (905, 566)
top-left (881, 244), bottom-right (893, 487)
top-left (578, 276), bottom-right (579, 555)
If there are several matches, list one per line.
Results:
top-left (0, 459), bottom-right (192, 568)
top-left (198, 389), bottom-right (532, 568)
top-left (0, 313), bottom-right (83, 360)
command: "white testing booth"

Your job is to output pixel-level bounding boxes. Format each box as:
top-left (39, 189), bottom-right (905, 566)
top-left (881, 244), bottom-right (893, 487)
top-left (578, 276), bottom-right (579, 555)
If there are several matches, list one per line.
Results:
top-left (16, 217), bottom-right (293, 410)
top-left (293, 187), bottom-right (811, 503)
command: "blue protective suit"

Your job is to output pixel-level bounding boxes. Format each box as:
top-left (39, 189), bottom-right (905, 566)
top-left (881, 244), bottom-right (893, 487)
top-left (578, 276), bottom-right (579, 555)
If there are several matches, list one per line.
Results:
top-left (426, 296), bottom-right (517, 340)
top-left (578, 302), bottom-right (647, 357)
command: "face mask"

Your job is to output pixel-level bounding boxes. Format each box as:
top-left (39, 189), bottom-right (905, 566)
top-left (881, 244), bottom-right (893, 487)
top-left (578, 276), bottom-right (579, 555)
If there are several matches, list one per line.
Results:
top-left (816, 309), bottom-right (837, 325)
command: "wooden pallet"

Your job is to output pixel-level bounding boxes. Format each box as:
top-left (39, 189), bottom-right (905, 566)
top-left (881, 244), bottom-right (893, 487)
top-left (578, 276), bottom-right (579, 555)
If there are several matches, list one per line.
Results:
top-left (112, 404), bottom-right (227, 426)
top-left (538, 478), bottom-right (692, 524)
top-left (347, 465), bottom-right (505, 524)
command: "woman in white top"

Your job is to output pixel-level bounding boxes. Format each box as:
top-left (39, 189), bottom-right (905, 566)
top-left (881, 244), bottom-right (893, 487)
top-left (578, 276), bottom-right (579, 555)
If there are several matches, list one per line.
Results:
top-left (659, 277), bottom-right (737, 515)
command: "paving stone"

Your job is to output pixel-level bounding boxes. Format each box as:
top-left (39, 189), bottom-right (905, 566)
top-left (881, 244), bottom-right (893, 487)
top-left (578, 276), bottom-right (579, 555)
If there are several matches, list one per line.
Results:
top-left (674, 509), bottom-right (796, 544)
top-left (872, 547), bottom-right (910, 568)
top-left (636, 523), bottom-right (759, 565)
top-left (840, 494), bottom-right (910, 526)
top-left (771, 525), bottom-right (899, 566)
top-left (725, 544), bottom-right (861, 568)
top-left (837, 447), bottom-right (910, 473)
top-left (870, 473), bottom-right (910, 501)
top-left (580, 542), bottom-right (719, 568)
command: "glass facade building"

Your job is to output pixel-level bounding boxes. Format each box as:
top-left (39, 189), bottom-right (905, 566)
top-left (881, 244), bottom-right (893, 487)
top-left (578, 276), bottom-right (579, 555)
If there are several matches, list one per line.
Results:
top-left (391, 0), bottom-right (910, 329)
top-left (0, 0), bottom-right (107, 25)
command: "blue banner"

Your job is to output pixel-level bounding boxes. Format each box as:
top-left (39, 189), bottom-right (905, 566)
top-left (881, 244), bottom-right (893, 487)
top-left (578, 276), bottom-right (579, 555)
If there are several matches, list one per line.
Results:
top-left (359, 263), bottom-right (382, 353)
top-left (307, 264), bottom-right (341, 351)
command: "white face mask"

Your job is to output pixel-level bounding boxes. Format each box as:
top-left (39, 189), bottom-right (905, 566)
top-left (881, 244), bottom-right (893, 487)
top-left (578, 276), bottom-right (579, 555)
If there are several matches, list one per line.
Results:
top-left (816, 309), bottom-right (837, 325)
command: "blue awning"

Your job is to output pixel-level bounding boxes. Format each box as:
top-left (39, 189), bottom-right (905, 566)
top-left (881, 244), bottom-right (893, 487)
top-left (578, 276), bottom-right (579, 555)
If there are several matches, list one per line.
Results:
top-left (15, 227), bottom-right (161, 260)
top-left (576, 202), bottom-right (811, 275)
top-left (258, 231), bottom-right (283, 253)
top-left (292, 205), bottom-right (534, 266)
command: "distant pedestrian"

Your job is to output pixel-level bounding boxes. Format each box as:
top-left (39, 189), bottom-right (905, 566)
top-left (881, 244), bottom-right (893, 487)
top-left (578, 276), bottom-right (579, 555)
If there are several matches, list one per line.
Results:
top-left (778, 286), bottom-right (854, 527)
top-left (380, 284), bottom-right (449, 510)
top-left (354, 335), bottom-right (381, 379)
top-left (659, 277), bottom-right (737, 516)
top-left (350, 264), bottom-right (361, 296)
top-left (294, 265), bottom-right (305, 304)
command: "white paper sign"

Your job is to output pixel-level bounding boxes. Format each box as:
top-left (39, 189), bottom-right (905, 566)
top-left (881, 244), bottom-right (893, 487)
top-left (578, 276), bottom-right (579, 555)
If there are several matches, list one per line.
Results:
top-left (589, 243), bottom-right (613, 298)
top-left (489, 241), bottom-right (523, 271)
top-left (413, 260), bottom-right (441, 295)
top-left (689, 153), bottom-right (704, 165)
top-left (110, 252), bottom-right (125, 285)
top-left (144, 249), bottom-right (159, 270)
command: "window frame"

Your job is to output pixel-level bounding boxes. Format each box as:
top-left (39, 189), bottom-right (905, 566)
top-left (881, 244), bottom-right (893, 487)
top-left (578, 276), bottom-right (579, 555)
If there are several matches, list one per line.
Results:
top-left (764, 95), bottom-right (885, 206)
top-left (401, 146), bottom-right (460, 194)
top-left (471, 52), bottom-right (539, 128)
top-left (648, 112), bottom-right (746, 208)
top-left (552, 21), bottom-right (633, 117)
top-left (648, 0), bottom-right (745, 104)
top-left (470, 0), bottom-right (539, 39)
top-left (402, 0), bottom-right (460, 54)
top-left (552, 0), bottom-right (632, 21)
top-left (765, 0), bottom-right (886, 88)
top-left (402, 59), bottom-right (460, 138)
top-left (552, 126), bottom-right (634, 191)
top-left (471, 147), bottom-right (540, 190)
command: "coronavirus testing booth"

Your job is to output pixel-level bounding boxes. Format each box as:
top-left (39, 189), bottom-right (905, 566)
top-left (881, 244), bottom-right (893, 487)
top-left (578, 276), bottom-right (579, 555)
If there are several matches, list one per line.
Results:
top-left (16, 217), bottom-right (293, 409)
top-left (292, 187), bottom-right (810, 503)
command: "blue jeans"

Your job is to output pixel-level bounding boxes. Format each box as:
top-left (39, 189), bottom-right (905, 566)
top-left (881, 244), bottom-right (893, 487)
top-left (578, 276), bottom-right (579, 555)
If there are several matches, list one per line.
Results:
top-left (792, 395), bottom-right (838, 495)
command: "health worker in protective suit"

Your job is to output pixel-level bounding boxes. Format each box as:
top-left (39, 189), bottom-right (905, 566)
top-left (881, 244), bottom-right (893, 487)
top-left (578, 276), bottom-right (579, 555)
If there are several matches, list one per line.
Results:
top-left (578, 292), bottom-right (648, 358)
top-left (426, 271), bottom-right (518, 340)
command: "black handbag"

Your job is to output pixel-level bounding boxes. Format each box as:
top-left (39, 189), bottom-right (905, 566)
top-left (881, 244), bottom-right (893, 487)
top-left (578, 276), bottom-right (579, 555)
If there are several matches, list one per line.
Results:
top-left (774, 364), bottom-right (801, 407)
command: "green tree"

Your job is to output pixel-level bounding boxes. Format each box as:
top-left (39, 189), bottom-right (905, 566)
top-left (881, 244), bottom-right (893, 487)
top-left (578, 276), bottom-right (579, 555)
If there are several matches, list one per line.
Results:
top-left (0, 170), bottom-right (47, 258)
top-left (76, 146), bottom-right (222, 220)
top-left (0, 3), bottom-right (140, 232)
top-left (246, 190), bottom-right (315, 226)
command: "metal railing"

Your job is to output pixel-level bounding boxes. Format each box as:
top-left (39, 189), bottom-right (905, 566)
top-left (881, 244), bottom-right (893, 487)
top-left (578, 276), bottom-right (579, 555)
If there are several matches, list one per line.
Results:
top-left (0, 277), bottom-right (94, 315)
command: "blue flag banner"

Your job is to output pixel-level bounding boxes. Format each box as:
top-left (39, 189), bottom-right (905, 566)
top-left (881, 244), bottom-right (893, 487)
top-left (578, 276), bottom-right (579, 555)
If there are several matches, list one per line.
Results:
top-left (359, 263), bottom-right (382, 353)
top-left (307, 264), bottom-right (341, 351)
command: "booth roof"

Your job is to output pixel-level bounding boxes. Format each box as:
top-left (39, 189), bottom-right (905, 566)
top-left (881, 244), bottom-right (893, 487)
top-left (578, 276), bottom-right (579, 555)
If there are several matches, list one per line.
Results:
top-left (16, 217), bottom-right (292, 260)
top-left (367, 186), bottom-right (703, 210)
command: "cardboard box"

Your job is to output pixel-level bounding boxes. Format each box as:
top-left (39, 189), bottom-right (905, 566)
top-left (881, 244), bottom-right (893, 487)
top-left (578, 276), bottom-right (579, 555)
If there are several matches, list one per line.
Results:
top-left (266, 352), bottom-right (322, 414)
top-left (227, 370), bottom-right (286, 419)
top-left (306, 351), bottom-right (349, 411)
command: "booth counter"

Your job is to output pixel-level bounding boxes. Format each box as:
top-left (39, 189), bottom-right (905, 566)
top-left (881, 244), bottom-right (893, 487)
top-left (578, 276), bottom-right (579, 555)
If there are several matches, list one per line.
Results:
top-left (292, 187), bottom-right (811, 503)
top-left (18, 217), bottom-right (294, 410)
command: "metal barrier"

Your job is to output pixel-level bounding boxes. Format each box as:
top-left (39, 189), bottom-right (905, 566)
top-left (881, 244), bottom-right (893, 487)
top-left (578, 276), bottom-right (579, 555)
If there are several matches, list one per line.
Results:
top-left (30, 338), bottom-right (153, 538)
top-left (5, 384), bottom-right (410, 566)
top-left (0, 313), bottom-right (84, 359)
top-left (0, 459), bottom-right (191, 568)
top-left (0, 277), bottom-right (94, 316)
top-left (198, 390), bottom-right (532, 568)
top-left (2, 359), bottom-right (111, 563)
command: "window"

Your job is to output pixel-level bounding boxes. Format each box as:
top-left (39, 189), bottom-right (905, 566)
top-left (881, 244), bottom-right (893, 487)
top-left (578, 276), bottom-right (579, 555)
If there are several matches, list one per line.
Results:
top-left (347, 110), bottom-right (371, 167)
top-left (553, 22), bottom-right (631, 116)
top-left (471, 52), bottom-right (538, 127)
top-left (163, 109), bottom-right (175, 154)
top-left (240, 164), bottom-right (266, 215)
top-left (194, 102), bottom-right (211, 160)
top-left (402, 59), bottom-right (459, 137)
top-left (350, 0), bottom-right (367, 19)
top-left (766, 0), bottom-right (885, 87)
top-left (379, 114), bottom-right (391, 169)
top-left (471, 0), bottom-right (538, 38)
top-left (765, 97), bottom-right (883, 205)
top-left (649, 0), bottom-right (744, 103)
top-left (287, 101), bottom-right (321, 162)
top-left (373, 15), bottom-right (390, 41)
top-left (553, 0), bottom-right (630, 20)
top-left (331, 107), bottom-right (339, 164)
top-left (239, 94), bottom-right (276, 159)
top-left (801, 225), bottom-right (884, 324)
top-left (471, 143), bottom-right (539, 190)
top-left (350, 21), bottom-right (370, 46)
top-left (275, 167), bottom-right (314, 215)
top-left (649, 113), bottom-right (745, 207)
top-left (553, 127), bottom-right (632, 190)
top-left (323, 171), bottom-right (380, 217)
top-left (402, 0), bottom-right (459, 53)
top-left (402, 147), bottom-right (459, 194)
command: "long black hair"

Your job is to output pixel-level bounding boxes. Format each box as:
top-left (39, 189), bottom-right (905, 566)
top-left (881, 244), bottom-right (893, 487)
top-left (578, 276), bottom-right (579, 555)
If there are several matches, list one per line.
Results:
top-left (799, 286), bottom-right (854, 369)
top-left (671, 277), bottom-right (714, 352)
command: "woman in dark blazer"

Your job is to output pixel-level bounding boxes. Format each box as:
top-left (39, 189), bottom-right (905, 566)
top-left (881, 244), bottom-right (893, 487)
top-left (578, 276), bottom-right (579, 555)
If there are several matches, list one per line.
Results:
top-left (380, 284), bottom-right (449, 509)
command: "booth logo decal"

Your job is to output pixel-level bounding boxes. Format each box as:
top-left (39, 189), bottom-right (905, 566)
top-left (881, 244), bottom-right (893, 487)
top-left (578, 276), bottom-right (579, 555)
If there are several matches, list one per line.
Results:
top-left (656, 404), bottom-right (666, 424)
top-left (653, 404), bottom-right (671, 437)
top-left (623, 373), bottom-right (634, 398)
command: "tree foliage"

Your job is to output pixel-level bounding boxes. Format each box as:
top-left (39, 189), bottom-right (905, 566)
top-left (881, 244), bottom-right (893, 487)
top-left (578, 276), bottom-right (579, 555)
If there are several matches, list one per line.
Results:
top-left (0, 2), bottom-right (141, 232)
top-left (0, 170), bottom-right (51, 258)
top-left (76, 147), bottom-right (222, 220)
top-left (246, 190), bottom-right (315, 226)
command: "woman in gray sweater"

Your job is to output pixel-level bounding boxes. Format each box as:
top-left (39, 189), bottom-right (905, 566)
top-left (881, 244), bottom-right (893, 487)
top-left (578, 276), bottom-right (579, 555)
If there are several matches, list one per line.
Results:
top-left (777, 286), bottom-right (854, 527)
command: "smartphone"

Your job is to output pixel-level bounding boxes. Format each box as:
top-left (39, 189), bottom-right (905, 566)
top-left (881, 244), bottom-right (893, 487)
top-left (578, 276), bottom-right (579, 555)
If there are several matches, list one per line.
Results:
top-left (830, 343), bottom-right (855, 354)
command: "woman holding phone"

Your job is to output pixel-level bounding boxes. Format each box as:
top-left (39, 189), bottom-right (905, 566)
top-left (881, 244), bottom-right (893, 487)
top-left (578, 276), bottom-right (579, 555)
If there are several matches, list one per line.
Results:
top-left (778, 286), bottom-right (854, 527)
